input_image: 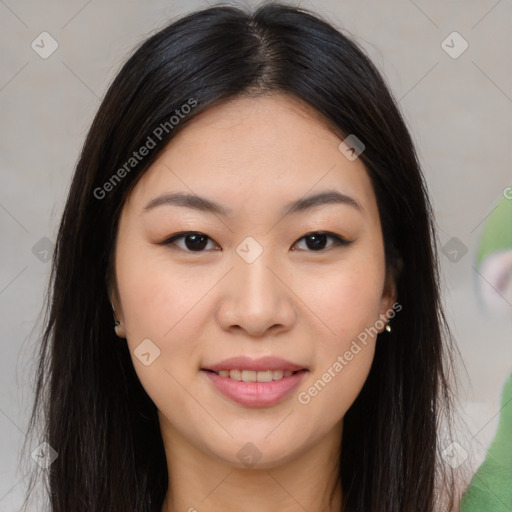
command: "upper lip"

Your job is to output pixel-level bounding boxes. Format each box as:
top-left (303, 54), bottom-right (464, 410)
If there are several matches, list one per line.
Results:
top-left (203, 356), bottom-right (307, 372)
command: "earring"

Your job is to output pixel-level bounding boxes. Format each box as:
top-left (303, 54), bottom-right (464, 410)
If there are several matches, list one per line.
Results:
top-left (385, 323), bottom-right (392, 333)
top-left (113, 319), bottom-right (125, 339)
top-left (111, 303), bottom-right (124, 336)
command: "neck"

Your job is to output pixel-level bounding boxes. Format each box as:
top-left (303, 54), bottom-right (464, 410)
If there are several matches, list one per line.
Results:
top-left (159, 418), bottom-right (343, 512)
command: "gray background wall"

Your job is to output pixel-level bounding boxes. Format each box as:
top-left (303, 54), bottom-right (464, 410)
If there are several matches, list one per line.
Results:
top-left (1, 0), bottom-right (511, 509)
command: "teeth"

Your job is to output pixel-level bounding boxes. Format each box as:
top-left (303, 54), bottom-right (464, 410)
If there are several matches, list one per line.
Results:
top-left (214, 369), bottom-right (298, 381)
top-left (272, 370), bottom-right (284, 380)
top-left (241, 370), bottom-right (257, 382)
top-left (229, 369), bottom-right (242, 381)
top-left (256, 370), bottom-right (273, 383)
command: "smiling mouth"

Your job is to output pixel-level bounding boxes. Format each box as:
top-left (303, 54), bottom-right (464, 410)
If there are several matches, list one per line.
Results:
top-left (202, 369), bottom-right (306, 382)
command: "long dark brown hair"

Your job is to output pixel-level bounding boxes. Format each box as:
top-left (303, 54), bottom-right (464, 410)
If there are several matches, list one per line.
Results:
top-left (21, 3), bottom-right (461, 511)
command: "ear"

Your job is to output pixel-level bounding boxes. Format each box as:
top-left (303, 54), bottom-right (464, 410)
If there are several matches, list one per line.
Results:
top-left (107, 274), bottom-right (126, 338)
top-left (377, 252), bottom-right (403, 333)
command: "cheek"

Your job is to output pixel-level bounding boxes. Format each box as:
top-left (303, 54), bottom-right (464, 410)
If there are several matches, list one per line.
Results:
top-left (116, 242), bottom-right (202, 337)
top-left (115, 243), bottom-right (225, 383)
top-left (296, 271), bottom-right (380, 427)
top-left (293, 258), bottom-right (383, 416)
top-left (115, 246), bottom-right (205, 414)
top-left (304, 259), bottom-right (385, 342)
top-left (297, 340), bottom-right (375, 429)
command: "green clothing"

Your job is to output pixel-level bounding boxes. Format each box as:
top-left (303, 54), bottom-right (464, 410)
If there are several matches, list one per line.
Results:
top-left (460, 373), bottom-right (512, 511)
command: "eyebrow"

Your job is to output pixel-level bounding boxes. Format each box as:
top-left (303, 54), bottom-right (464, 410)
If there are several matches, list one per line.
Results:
top-left (143, 190), bottom-right (363, 217)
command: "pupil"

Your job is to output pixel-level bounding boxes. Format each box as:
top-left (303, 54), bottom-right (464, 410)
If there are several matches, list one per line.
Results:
top-left (186, 233), bottom-right (207, 251)
top-left (306, 234), bottom-right (327, 250)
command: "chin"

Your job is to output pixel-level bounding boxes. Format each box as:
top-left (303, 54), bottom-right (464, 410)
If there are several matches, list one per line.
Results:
top-left (205, 435), bottom-right (303, 470)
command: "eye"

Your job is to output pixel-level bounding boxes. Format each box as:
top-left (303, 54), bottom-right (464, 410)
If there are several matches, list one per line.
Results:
top-left (161, 230), bottom-right (353, 253)
top-left (162, 231), bottom-right (220, 252)
top-left (292, 231), bottom-right (353, 252)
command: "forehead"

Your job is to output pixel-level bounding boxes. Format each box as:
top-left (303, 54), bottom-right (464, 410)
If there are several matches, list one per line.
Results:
top-left (124, 94), bottom-right (378, 222)
top-left (165, 93), bottom-right (345, 166)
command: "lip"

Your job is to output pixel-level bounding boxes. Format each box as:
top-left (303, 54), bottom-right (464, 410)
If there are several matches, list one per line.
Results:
top-left (202, 368), bottom-right (308, 407)
top-left (203, 356), bottom-right (306, 373)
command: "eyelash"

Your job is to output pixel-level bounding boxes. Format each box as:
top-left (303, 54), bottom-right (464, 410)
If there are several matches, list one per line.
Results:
top-left (160, 231), bottom-right (353, 253)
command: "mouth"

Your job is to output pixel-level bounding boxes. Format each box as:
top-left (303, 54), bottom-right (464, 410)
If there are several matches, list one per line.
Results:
top-left (200, 356), bottom-right (309, 407)
top-left (202, 368), bottom-right (307, 382)
top-left (201, 356), bottom-right (309, 407)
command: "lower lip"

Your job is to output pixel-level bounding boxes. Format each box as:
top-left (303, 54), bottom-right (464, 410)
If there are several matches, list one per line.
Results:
top-left (202, 370), bottom-right (308, 407)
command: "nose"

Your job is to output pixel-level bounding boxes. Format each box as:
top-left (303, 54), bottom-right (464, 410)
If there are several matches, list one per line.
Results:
top-left (216, 252), bottom-right (297, 337)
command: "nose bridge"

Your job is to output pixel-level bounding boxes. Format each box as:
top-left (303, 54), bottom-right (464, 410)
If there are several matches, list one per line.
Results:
top-left (218, 239), bottom-right (296, 335)
top-left (234, 244), bottom-right (282, 311)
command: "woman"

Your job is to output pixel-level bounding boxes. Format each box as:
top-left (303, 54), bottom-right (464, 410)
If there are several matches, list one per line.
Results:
top-left (22, 3), bottom-right (462, 511)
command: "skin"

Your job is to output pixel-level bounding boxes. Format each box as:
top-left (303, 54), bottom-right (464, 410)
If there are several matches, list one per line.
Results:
top-left (110, 93), bottom-right (397, 512)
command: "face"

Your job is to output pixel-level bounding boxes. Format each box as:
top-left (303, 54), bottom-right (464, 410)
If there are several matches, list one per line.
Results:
top-left (110, 93), bottom-right (396, 470)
